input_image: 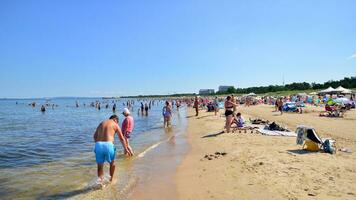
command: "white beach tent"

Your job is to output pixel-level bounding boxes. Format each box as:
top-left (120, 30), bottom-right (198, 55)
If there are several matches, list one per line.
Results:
top-left (247, 92), bottom-right (257, 96)
top-left (334, 86), bottom-right (352, 94)
top-left (318, 87), bottom-right (335, 95)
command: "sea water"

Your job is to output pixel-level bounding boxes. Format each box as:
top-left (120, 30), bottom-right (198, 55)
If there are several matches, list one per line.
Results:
top-left (0, 98), bottom-right (188, 199)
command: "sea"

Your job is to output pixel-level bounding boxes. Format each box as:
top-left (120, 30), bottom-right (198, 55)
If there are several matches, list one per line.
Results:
top-left (0, 98), bottom-right (188, 200)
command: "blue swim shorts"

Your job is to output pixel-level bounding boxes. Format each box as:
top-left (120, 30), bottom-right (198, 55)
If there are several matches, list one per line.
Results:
top-left (94, 142), bottom-right (116, 164)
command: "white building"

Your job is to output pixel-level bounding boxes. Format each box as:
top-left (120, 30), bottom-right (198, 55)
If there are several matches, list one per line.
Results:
top-left (218, 86), bottom-right (234, 93)
top-left (199, 89), bottom-right (215, 95)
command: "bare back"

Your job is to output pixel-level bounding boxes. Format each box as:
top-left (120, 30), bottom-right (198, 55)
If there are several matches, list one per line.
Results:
top-left (94, 119), bottom-right (119, 142)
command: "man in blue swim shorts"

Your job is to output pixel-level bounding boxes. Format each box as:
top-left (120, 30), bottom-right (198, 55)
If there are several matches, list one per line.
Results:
top-left (93, 115), bottom-right (132, 182)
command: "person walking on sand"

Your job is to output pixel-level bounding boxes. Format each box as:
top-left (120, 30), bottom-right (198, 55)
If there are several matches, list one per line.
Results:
top-left (224, 96), bottom-right (238, 133)
top-left (194, 96), bottom-right (199, 116)
top-left (162, 101), bottom-right (172, 128)
top-left (93, 115), bottom-right (132, 183)
top-left (213, 96), bottom-right (219, 116)
top-left (122, 108), bottom-right (134, 155)
top-left (277, 98), bottom-right (284, 115)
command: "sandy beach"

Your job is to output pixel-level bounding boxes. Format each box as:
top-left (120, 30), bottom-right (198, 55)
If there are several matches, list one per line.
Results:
top-left (175, 105), bottom-right (356, 200)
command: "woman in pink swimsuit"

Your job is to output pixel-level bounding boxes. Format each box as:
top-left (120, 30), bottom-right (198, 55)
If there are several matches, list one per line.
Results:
top-left (122, 108), bottom-right (134, 155)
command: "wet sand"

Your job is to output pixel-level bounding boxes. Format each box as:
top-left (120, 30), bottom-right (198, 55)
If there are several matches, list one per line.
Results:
top-left (176, 105), bottom-right (356, 200)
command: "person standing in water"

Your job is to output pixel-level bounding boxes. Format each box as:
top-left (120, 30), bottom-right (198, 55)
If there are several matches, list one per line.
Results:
top-left (140, 102), bottom-right (144, 115)
top-left (162, 101), bottom-right (172, 128)
top-left (121, 108), bottom-right (134, 155)
top-left (40, 105), bottom-right (46, 112)
top-left (93, 115), bottom-right (132, 183)
top-left (112, 103), bottom-right (116, 113)
top-left (145, 103), bottom-right (149, 116)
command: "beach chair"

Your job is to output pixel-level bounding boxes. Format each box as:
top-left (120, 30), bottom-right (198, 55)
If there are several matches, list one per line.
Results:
top-left (296, 126), bottom-right (336, 153)
top-left (296, 126), bottom-right (323, 151)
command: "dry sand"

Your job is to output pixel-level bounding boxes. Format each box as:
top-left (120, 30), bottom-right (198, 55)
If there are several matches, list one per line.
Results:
top-left (175, 104), bottom-right (356, 200)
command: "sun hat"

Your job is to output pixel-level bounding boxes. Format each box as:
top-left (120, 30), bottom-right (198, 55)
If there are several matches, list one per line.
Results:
top-left (122, 108), bottom-right (130, 115)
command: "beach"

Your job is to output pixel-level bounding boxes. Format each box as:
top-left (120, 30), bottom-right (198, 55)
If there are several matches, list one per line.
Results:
top-left (176, 105), bottom-right (356, 200)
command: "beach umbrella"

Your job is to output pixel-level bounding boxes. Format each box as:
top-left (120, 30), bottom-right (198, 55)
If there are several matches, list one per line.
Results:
top-left (334, 97), bottom-right (351, 105)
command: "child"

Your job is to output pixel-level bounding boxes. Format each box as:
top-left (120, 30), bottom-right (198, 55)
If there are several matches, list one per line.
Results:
top-left (235, 112), bottom-right (245, 128)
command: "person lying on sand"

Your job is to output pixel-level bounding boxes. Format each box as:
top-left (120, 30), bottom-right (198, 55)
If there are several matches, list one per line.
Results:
top-left (93, 115), bottom-right (132, 183)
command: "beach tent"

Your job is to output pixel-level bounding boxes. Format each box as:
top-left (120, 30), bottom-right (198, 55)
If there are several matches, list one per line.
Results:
top-left (334, 86), bottom-right (352, 94)
top-left (318, 87), bottom-right (335, 95)
top-left (247, 92), bottom-right (257, 97)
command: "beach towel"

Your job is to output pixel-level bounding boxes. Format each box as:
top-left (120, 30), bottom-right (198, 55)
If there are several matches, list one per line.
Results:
top-left (257, 128), bottom-right (297, 137)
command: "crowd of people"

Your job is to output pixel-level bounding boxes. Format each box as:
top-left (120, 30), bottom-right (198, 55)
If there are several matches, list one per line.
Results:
top-left (24, 92), bottom-right (356, 185)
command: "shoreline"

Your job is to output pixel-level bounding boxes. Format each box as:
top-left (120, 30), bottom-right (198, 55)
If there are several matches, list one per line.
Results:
top-left (175, 105), bottom-right (356, 199)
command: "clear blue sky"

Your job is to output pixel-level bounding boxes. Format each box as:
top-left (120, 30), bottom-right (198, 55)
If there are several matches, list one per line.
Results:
top-left (0, 0), bottom-right (355, 98)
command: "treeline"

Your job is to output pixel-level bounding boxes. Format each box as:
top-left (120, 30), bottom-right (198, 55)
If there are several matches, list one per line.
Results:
top-left (218, 76), bottom-right (356, 94)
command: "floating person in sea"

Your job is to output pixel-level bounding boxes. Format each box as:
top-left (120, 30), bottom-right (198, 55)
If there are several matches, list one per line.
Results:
top-left (121, 108), bottom-right (134, 155)
top-left (76, 100), bottom-right (79, 108)
top-left (105, 104), bottom-right (109, 109)
top-left (40, 105), bottom-right (46, 112)
top-left (162, 101), bottom-right (172, 128)
top-left (93, 115), bottom-right (132, 183)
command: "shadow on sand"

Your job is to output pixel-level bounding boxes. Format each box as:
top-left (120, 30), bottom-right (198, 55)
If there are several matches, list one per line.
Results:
top-left (202, 131), bottom-right (224, 138)
top-left (287, 149), bottom-right (320, 155)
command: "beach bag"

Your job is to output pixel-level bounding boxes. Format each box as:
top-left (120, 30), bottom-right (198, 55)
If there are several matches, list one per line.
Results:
top-left (323, 139), bottom-right (336, 154)
top-left (304, 140), bottom-right (320, 151)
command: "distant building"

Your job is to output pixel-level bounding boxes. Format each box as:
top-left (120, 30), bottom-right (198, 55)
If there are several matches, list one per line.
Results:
top-left (218, 86), bottom-right (234, 93)
top-left (199, 89), bottom-right (215, 95)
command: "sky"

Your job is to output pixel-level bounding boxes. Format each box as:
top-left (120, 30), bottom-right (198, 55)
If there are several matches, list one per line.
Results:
top-left (0, 0), bottom-right (355, 98)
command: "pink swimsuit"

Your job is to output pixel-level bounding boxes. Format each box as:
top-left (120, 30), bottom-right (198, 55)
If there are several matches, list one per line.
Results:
top-left (122, 116), bottom-right (134, 138)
